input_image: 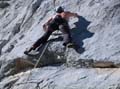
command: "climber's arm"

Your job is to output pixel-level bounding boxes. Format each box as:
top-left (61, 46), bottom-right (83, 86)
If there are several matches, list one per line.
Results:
top-left (43, 17), bottom-right (53, 31)
top-left (43, 17), bottom-right (53, 26)
top-left (66, 11), bottom-right (79, 17)
top-left (46, 18), bottom-right (53, 24)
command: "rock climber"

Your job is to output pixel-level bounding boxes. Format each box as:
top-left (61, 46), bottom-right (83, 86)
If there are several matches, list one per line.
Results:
top-left (24, 6), bottom-right (79, 54)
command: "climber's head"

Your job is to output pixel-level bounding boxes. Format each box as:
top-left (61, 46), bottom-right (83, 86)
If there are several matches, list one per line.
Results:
top-left (56, 6), bottom-right (64, 13)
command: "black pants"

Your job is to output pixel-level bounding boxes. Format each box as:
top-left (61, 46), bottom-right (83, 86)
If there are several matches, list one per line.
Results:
top-left (32, 23), bottom-right (72, 50)
top-left (32, 30), bottom-right (52, 50)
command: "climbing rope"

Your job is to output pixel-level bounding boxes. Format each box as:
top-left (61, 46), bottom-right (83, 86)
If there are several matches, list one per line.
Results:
top-left (10, 42), bottom-right (49, 89)
top-left (34, 42), bottom-right (49, 68)
top-left (15, 42), bottom-right (49, 89)
top-left (25, 0), bottom-right (59, 81)
top-left (26, 42), bottom-right (49, 78)
top-left (11, 1), bottom-right (59, 88)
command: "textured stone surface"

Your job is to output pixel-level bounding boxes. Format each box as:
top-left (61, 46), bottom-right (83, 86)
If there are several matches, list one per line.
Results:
top-left (1, 67), bottom-right (120, 89)
top-left (0, 0), bottom-right (120, 88)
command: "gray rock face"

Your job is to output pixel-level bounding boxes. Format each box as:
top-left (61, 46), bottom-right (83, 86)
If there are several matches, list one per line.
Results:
top-left (0, 0), bottom-right (120, 89)
top-left (1, 68), bottom-right (120, 89)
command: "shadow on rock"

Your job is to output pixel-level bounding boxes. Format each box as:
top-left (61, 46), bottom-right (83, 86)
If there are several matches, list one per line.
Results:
top-left (0, 2), bottom-right (10, 9)
top-left (71, 16), bottom-right (94, 54)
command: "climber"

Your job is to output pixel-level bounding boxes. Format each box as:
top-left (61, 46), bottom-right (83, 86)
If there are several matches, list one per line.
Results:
top-left (24, 6), bottom-right (79, 54)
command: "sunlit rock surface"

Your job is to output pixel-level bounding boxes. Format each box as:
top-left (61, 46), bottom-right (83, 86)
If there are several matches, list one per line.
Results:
top-left (0, 0), bottom-right (120, 89)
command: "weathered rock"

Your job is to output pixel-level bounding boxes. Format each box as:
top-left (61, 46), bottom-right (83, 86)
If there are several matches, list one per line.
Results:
top-left (0, 0), bottom-right (120, 89)
top-left (1, 68), bottom-right (120, 89)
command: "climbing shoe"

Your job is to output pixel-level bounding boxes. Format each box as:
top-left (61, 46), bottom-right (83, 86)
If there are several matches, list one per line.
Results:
top-left (24, 47), bottom-right (33, 55)
top-left (24, 50), bottom-right (29, 55)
